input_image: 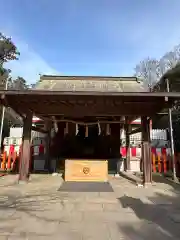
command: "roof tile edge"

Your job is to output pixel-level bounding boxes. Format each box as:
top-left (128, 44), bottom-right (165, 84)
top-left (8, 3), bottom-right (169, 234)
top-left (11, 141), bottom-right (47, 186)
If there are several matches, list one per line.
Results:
top-left (40, 75), bottom-right (139, 82)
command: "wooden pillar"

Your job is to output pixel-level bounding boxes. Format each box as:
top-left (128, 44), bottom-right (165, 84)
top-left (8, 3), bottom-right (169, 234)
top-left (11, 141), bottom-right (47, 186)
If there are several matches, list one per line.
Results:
top-left (125, 117), bottom-right (131, 171)
top-left (64, 122), bottom-right (69, 135)
top-left (100, 123), bottom-right (106, 136)
top-left (68, 122), bottom-right (76, 136)
top-left (85, 125), bottom-right (88, 137)
top-left (19, 112), bottom-right (32, 182)
top-left (110, 123), bottom-right (120, 174)
top-left (106, 123), bottom-right (111, 135)
top-left (111, 123), bottom-right (120, 157)
top-left (141, 116), bottom-right (152, 185)
top-left (44, 121), bottom-right (52, 171)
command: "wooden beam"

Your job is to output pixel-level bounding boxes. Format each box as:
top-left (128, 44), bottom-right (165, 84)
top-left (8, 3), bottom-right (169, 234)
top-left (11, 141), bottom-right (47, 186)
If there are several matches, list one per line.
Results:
top-left (48, 119), bottom-right (125, 125)
top-left (129, 127), bottom-right (142, 135)
top-left (11, 100), bottom-right (165, 108)
top-left (4, 94), bottom-right (171, 118)
top-left (1, 95), bottom-right (26, 120)
top-left (31, 126), bottom-right (48, 134)
top-left (35, 115), bottom-right (51, 122)
top-left (2, 89), bottom-right (180, 97)
top-left (156, 112), bottom-right (168, 115)
top-left (29, 104), bottom-right (162, 117)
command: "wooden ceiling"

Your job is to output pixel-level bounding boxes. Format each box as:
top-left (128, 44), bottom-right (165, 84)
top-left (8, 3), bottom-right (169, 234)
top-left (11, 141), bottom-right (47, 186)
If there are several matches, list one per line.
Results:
top-left (0, 90), bottom-right (179, 121)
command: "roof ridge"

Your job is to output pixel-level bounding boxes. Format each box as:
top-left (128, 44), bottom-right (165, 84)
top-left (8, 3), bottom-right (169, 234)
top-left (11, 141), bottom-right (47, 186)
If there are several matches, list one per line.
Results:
top-left (40, 75), bottom-right (139, 82)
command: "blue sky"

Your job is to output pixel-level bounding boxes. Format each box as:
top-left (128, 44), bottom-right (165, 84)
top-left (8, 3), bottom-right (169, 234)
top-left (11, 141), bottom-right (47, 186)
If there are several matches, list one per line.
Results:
top-left (1, 0), bottom-right (180, 83)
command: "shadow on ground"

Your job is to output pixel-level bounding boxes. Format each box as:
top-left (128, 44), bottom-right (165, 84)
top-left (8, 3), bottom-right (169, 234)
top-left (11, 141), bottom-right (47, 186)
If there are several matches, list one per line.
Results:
top-left (0, 190), bottom-right (72, 238)
top-left (119, 172), bottom-right (139, 185)
top-left (0, 191), bottom-right (66, 221)
top-left (118, 180), bottom-right (180, 240)
top-left (152, 173), bottom-right (180, 186)
top-left (1, 173), bottom-right (180, 239)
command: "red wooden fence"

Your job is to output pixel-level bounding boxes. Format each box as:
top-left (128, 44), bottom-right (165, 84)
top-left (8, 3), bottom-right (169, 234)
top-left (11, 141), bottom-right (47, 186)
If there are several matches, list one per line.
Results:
top-left (151, 152), bottom-right (180, 175)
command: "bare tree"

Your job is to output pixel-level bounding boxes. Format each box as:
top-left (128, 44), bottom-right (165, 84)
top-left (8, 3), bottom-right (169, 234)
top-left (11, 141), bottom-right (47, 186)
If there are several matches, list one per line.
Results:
top-left (160, 52), bottom-right (178, 73)
top-left (134, 44), bottom-right (180, 91)
top-left (134, 58), bottom-right (160, 90)
top-left (158, 44), bottom-right (180, 77)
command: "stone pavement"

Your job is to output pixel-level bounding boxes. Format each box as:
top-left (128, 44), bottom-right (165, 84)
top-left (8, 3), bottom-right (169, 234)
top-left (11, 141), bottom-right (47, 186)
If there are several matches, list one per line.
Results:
top-left (0, 174), bottom-right (179, 239)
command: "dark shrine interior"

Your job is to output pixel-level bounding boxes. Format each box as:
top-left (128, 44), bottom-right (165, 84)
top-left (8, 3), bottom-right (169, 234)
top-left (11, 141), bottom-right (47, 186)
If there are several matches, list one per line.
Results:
top-left (50, 122), bottom-right (122, 172)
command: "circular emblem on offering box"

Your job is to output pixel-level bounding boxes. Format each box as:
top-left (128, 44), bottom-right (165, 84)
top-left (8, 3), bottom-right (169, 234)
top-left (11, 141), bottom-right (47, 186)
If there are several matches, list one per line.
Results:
top-left (83, 167), bottom-right (90, 175)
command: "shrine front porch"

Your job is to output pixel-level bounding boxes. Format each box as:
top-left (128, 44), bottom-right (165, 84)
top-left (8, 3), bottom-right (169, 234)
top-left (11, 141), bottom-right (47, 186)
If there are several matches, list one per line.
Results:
top-left (1, 90), bottom-right (179, 185)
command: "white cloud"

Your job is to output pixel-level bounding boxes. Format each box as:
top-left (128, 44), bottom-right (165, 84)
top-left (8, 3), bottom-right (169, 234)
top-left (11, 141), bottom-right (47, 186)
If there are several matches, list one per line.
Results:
top-left (4, 36), bottom-right (59, 84)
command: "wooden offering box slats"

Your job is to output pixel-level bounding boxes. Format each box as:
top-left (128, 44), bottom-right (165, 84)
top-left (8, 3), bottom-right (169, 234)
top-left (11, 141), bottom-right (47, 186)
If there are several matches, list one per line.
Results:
top-left (65, 159), bottom-right (108, 182)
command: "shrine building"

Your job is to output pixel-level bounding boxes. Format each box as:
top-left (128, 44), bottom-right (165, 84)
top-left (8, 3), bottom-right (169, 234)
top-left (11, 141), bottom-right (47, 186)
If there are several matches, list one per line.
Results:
top-left (1, 75), bottom-right (180, 185)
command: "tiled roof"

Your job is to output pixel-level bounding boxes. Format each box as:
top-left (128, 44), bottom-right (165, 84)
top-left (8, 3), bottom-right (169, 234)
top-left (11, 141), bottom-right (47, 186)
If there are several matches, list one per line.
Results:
top-left (35, 76), bottom-right (146, 92)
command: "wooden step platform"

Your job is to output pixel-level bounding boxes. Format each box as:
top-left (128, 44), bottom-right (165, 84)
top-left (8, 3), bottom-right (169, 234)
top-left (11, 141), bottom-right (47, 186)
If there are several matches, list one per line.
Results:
top-left (65, 159), bottom-right (108, 182)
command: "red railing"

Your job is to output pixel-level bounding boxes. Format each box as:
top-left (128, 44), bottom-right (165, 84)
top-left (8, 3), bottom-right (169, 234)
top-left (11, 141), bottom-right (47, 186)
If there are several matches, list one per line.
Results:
top-left (151, 152), bottom-right (180, 175)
